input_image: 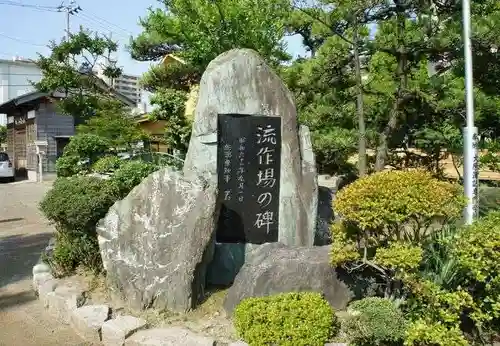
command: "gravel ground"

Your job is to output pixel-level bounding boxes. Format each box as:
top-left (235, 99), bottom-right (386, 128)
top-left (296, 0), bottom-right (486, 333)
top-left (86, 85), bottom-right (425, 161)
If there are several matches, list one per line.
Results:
top-left (0, 180), bottom-right (86, 346)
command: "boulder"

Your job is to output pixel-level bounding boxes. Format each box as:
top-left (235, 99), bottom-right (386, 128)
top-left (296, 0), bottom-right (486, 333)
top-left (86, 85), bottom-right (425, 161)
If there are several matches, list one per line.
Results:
top-left (183, 48), bottom-right (317, 247)
top-left (101, 315), bottom-right (148, 346)
top-left (97, 167), bottom-right (219, 313)
top-left (70, 304), bottom-right (110, 342)
top-left (206, 242), bottom-right (269, 286)
top-left (124, 327), bottom-right (215, 346)
top-left (224, 244), bottom-right (353, 314)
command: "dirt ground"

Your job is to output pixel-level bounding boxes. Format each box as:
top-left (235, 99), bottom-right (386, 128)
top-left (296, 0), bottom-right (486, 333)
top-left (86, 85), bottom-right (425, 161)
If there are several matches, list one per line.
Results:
top-left (0, 180), bottom-right (87, 346)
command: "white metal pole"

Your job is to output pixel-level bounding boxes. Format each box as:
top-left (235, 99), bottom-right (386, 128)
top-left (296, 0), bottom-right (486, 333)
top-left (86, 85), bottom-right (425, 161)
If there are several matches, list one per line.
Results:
top-left (462, 0), bottom-right (477, 224)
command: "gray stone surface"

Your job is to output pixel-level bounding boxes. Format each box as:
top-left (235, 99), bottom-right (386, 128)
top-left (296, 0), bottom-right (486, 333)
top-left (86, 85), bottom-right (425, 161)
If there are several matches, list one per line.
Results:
top-left (124, 327), bottom-right (216, 346)
top-left (47, 284), bottom-right (86, 324)
top-left (229, 342), bottom-right (249, 346)
top-left (224, 243), bottom-right (354, 314)
top-left (183, 48), bottom-right (318, 247)
top-left (101, 315), bottom-right (147, 346)
top-left (32, 272), bottom-right (53, 293)
top-left (32, 263), bottom-right (51, 275)
top-left (70, 304), bottom-right (110, 342)
top-left (97, 167), bottom-right (219, 313)
top-left (39, 279), bottom-right (58, 307)
top-left (207, 242), bottom-right (269, 286)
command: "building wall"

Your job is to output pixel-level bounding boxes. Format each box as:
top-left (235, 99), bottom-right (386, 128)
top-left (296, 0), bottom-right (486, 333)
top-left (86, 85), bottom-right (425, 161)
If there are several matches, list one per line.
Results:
top-left (36, 101), bottom-right (75, 173)
top-left (95, 67), bottom-right (142, 105)
top-left (0, 59), bottom-right (42, 126)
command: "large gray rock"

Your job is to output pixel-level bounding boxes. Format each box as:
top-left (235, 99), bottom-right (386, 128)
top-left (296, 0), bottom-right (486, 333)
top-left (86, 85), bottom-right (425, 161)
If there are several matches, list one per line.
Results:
top-left (183, 48), bottom-right (318, 247)
top-left (97, 167), bottom-right (219, 313)
top-left (206, 243), bottom-right (265, 286)
top-left (224, 243), bottom-right (354, 314)
top-left (124, 327), bottom-right (215, 346)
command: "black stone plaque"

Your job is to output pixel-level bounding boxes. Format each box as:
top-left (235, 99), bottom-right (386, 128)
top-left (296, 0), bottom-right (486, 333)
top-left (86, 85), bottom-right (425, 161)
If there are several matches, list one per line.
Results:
top-left (216, 114), bottom-right (281, 244)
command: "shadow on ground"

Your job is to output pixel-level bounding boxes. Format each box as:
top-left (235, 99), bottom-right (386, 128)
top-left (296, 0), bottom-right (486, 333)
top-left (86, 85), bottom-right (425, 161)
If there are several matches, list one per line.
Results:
top-left (0, 233), bottom-right (52, 288)
top-left (0, 291), bottom-right (37, 311)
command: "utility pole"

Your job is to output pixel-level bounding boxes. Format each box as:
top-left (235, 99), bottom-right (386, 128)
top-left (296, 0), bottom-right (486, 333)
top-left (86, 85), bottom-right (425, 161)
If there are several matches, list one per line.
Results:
top-left (57, 0), bottom-right (82, 40)
top-left (462, 0), bottom-right (478, 225)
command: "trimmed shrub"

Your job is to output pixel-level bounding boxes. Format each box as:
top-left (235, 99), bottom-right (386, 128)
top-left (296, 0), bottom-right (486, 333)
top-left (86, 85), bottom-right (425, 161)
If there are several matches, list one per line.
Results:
top-left (334, 170), bottom-right (465, 234)
top-left (233, 292), bottom-right (339, 346)
top-left (343, 297), bottom-right (407, 346)
top-left (451, 210), bottom-right (500, 334)
top-left (404, 319), bottom-right (468, 346)
top-left (478, 185), bottom-right (500, 216)
top-left (39, 176), bottom-right (119, 274)
top-left (92, 155), bottom-right (123, 174)
top-left (56, 155), bottom-right (82, 177)
top-left (110, 160), bottom-right (159, 198)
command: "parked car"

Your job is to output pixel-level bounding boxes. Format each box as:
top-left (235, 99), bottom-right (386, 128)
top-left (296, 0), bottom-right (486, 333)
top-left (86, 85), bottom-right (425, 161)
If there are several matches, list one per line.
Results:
top-left (0, 152), bottom-right (15, 182)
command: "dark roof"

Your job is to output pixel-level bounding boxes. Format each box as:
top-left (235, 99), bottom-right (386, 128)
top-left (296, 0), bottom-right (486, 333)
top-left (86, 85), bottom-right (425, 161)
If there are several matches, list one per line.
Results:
top-left (0, 91), bottom-right (50, 113)
top-left (0, 85), bottom-right (136, 114)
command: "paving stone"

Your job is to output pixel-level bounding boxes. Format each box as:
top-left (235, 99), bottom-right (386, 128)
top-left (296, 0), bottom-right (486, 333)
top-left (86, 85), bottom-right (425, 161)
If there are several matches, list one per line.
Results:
top-left (70, 305), bottom-right (110, 343)
top-left (124, 327), bottom-right (215, 346)
top-left (32, 263), bottom-right (51, 275)
top-left (39, 279), bottom-right (58, 307)
top-left (228, 342), bottom-right (249, 346)
top-left (101, 315), bottom-right (148, 346)
top-left (47, 284), bottom-right (86, 324)
top-left (32, 272), bottom-right (53, 293)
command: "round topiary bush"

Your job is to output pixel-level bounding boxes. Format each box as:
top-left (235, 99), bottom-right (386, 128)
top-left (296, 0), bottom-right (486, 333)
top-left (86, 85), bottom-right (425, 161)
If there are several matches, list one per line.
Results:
top-left (334, 170), bottom-right (465, 233)
top-left (39, 176), bottom-right (119, 275)
top-left (233, 292), bottom-right (339, 346)
top-left (92, 155), bottom-right (123, 174)
top-left (110, 160), bottom-right (160, 198)
top-left (343, 297), bottom-right (407, 346)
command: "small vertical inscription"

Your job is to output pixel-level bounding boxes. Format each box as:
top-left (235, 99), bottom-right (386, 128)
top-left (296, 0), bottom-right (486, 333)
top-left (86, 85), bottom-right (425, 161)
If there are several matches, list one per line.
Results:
top-left (217, 114), bottom-right (281, 244)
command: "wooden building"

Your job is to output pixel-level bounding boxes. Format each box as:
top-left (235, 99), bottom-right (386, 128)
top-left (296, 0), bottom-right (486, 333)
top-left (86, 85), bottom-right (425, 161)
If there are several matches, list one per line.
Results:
top-left (0, 90), bottom-right (135, 181)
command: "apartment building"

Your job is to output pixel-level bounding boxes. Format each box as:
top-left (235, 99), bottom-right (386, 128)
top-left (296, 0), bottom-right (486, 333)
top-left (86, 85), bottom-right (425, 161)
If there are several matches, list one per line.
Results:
top-left (95, 67), bottom-right (142, 106)
top-left (0, 57), bottom-right (43, 126)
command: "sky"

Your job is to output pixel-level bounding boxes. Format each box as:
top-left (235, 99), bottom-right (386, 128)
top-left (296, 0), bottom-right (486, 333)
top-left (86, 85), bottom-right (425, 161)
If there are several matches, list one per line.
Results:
top-left (0, 0), bottom-right (307, 78)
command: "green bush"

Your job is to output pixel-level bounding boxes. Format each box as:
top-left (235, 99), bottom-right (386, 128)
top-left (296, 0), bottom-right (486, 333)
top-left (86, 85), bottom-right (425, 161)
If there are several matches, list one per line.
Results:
top-left (334, 170), bottom-right (465, 234)
top-left (46, 232), bottom-right (102, 277)
top-left (331, 170), bottom-right (466, 269)
top-left (56, 155), bottom-right (83, 177)
top-left (478, 185), bottom-right (500, 216)
top-left (56, 134), bottom-right (111, 177)
top-left (39, 176), bottom-right (118, 274)
top-left (92, 155), bottom-right (123, 174)
top-left (451, 210), bottom-right (500, 334)
top-left (233, 292), bottom-right (338, 346)
top-left (63, 133), bottom-right (111, 162)
top-left (343, 297), bottom-right (407, 346)
top-left (110, 160), bottom-right (159, 198)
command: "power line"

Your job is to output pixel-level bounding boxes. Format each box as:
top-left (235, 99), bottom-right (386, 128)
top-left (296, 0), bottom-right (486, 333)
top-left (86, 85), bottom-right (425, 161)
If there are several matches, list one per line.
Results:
top-left (0, 33), bottom-right (48, 47)
top-left (0, 73), bottom-right (43, 76)
top-left (0, 1), bottom-right (59, 12)
top-left (75, 13), bottom-right (130, 41)
top-left (82, 10), bottom-right (133, 36)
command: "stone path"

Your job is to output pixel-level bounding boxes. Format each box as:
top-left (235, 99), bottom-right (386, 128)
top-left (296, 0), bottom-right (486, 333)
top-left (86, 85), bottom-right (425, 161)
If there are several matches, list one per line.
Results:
top-left (0, 180), bottom-right (87, 346)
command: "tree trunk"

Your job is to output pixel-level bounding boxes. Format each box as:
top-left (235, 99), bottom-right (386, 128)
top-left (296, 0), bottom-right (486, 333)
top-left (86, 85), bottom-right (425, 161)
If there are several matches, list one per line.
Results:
top-left (374, 6), bottom-right (407, 172)
top-left (353, 19), bottom-right (367, 177)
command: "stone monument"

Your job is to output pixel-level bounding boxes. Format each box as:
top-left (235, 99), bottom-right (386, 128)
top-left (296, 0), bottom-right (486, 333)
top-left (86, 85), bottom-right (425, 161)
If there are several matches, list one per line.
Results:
top-left (183, 48), bottom-right (318, 248)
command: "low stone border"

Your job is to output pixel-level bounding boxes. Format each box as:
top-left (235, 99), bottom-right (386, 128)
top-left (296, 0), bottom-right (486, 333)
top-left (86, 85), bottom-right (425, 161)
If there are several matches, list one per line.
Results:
top-left (32, 261), bottom-right (346, 346)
